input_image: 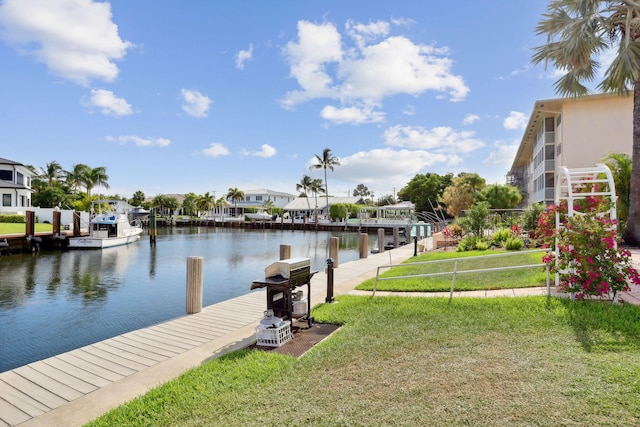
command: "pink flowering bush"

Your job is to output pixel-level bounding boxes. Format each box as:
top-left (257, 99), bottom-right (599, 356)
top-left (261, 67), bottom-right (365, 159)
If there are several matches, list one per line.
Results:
top-left (538, 201), bottom-right (640, 300)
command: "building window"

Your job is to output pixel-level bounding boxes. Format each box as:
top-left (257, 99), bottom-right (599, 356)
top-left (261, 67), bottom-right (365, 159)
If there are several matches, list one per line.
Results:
top-left (556, 143), bottom-right (562, 156)
top-left (0, 170), bottom-right (12, 182)
top-left (16, 172), bottom-right (23, 185)
top-left (256, 195), bottom-right (262, 201)
top-left (2, 194), bottom-right (11, 207)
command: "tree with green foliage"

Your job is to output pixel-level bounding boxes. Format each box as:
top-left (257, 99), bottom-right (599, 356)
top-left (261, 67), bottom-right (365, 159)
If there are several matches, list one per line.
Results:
top-left (296, 174), bottom-right (313, 213)
top-left (477, 184), bottom-right (522, 209)
top-left (533, 0), bottom-right (640, 244)
top-left (398, 173), bottom-right (450, 213)
top-left (461, 201), bottom-right (490, 237)
top-left (182, 193), bottom-right (199, 217)
top-left (226, 187), bottom-right (245, 216)
top-left (310, 148), bottom-right (340, 215)
top-left (602, 152), bottom-right (632, 224)
top-left (440, 176), bottom-right (475, 218)
top-left (129, 190), bottom-right (145, 207)
top-left (196, 192), bottom-right (215, 216)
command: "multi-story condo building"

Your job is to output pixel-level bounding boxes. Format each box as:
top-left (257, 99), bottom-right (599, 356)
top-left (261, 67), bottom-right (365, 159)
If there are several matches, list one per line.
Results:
top-left (508, 93), bottom-right (632, 206)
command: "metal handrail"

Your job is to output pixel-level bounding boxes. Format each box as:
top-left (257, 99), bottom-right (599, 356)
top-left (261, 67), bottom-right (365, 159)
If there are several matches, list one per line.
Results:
top-left (372, 249), bottom-right (551, 297)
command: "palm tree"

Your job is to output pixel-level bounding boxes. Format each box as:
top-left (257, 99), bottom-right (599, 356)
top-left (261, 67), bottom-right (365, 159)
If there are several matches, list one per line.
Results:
top-left (226, 187), bottom-right (245, 217)
top-left (296, 174), bottom-right (313, 214)
top-left (532, 1), bottom-right (640, 244)
top-left (262, 198), bottom-right (275, 214)
top-left (310, 178), bottom-right (325, 219)
top-left (41, 161), bottom-right (65, 185)
top-left (309, 148), bottom-right (340, 219)
top-left (85, 166), bottom-right (110, 197)
top-left (66, 163), bottom-right (90, 193)
top-left (215, 196), bottom-right (230, 217)
top-left (603, 152), bottom-right (632, 223)
top-left (197, 192), bottom-right (215, 216)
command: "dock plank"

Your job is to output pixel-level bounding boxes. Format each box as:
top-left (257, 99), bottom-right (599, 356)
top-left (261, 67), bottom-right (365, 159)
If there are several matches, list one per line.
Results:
top-left (100, 338), bottom-right (169, 363)
top-left (29, 361), bottom-right (97, 395)
top-left (40, 358), bottom-right (112, 388)
top-left (0, 378), bottom-right (48, 417)
top-left (12, 366), bottom-right (84, 402)
top-left (72, 349), bottom-right (137, 377)
top-left (56, 353), bottom-right (124, 383)
top-left (158, 318), bottom-right (224, 338)
top-left (132, 328), bottom-right (200, 349)
top-left (150, 324), bottom-right (213, 343)
top-left (0, 396), bottom-right (31, 426)
top-left (81, 345), bottom-right (152, 371)
top-left (119, 332), bottom-right (189, 355)
top-left (112, 335), bottom-right (181, 358)
top-left (0, 371), bottom-right (67, 409)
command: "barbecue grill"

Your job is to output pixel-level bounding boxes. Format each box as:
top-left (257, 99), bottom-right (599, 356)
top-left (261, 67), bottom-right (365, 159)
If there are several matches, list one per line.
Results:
top-left (251, 257), bottom-right (317, 328)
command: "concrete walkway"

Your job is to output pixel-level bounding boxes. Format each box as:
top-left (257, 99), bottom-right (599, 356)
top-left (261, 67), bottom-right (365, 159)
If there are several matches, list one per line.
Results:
top-left (4, 244), bottom-right (640, 427)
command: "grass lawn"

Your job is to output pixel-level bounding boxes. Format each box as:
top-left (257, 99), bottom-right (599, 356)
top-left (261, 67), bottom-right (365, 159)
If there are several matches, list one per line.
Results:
top-left (0, 223), bottom-right (53, 234)
top-left (355, 249), bottom-right (548, 292)
top-left (86, 296), bottom-right (640, 427)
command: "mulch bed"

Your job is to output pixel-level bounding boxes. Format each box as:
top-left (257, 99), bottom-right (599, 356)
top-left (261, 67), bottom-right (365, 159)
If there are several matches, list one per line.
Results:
top-left (251, 321), bottom-right (341, 358)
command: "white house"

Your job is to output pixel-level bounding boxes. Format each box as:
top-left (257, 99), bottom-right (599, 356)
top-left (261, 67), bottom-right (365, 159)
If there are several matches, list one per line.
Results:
top-left (231, 189), bottom-right (296, 209)
top-left (0, 157), bottom-right (34, 209)
top-left (508, 93), bottom-right (632, 206)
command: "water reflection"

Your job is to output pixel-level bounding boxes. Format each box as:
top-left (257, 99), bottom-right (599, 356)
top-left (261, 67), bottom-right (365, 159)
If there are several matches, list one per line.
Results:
top-left (0, 227), bottom-right (377, 372)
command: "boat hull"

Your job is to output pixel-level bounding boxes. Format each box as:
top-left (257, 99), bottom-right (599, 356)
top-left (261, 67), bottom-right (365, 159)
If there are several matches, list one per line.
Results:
top-left (68, 232), bottom-right (142, 249)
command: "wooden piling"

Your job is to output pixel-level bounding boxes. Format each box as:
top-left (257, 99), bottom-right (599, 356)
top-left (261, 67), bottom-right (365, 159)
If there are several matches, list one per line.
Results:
top-left (186, 256), bottom-right (203, 314)
top-left (53, 210), bottom-right (61, 236)
top-left (329, 236), bottom-right (339, 268)
top-left (25, 210), bottom-right (35, 237)
top-left (377, 228), bottom-right (385, 253)
top-left (73, 211), bottom-right (81, 237)
top-left (149, 208), bottom-right (157, 244)
top-left (280, 244), bottom-right (291, 260)
top-left (359, 233), bottom-right (368, 258)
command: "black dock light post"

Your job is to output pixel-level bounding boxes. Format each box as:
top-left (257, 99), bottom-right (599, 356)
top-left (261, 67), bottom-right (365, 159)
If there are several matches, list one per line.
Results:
top-left (413, 235), bottom-right (418, 257)
top-left (326, 258), bottom-right (334, 303)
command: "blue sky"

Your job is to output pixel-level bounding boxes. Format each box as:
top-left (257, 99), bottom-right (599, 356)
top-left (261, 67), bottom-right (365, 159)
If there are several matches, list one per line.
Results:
top-left (0, 0), bottom-right (561, 201)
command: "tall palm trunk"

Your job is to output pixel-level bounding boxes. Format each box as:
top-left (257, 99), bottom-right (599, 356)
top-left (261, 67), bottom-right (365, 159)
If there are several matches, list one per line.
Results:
top-left (324, 168), bottom-right (329, 220)
top-left (626, 77), bottom-right (640, 245)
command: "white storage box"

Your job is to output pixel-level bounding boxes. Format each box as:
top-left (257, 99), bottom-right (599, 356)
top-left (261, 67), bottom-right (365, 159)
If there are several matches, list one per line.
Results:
top-left (255, 320), bottom-right (292, 347)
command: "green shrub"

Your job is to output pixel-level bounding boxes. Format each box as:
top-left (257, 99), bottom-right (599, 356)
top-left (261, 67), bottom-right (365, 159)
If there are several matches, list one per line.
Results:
top-left (491, 228), bottom-right (512, 246)
top-left (456, 235), bottom-right (490, 251)
top-left (0, 214), bottom-right (25, 223)
top-left (504, 236), bottom-right (524, 250)
top-left (475, 240), bottom-right (489, 251)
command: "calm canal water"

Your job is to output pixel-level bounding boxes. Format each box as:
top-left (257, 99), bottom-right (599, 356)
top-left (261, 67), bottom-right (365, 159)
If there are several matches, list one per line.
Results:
top-left (0, 227), bottom-right (378, 372)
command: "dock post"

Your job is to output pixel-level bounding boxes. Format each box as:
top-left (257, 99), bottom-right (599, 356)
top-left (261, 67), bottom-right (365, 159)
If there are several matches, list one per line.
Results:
top-left (393, 227), bottom-right (399, 248)
top-left (280, 244), bottom-right (291, 260)
top-left (149, 208), bottom-right (157, 245)
top-left (73, 211), bottom-right (81, 237)
top-left (186, 256), bottom-right (203, 314)
top-left (329, 236), bottom-right (339, 268)
top-left (377, 228), bottom-right (385, 253)
top-left (359, 233), bottom-right (368, 258)
top-left (53, 209), bottom-right (61, 236)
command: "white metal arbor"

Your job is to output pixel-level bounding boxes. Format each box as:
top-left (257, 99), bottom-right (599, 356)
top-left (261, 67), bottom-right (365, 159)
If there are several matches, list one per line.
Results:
top-left (554, 164), bottom-right (618, 291)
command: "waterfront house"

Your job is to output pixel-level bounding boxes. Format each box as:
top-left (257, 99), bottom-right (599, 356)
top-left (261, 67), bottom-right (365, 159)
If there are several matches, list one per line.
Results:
top-left (508, 93), bottom-right (632, 206)
top-left (0, 157), bottom-right (34, 210)
top-left (283, 196), bottom-right (364, 221)
top-left (231, 189), bottom-right (296, 209)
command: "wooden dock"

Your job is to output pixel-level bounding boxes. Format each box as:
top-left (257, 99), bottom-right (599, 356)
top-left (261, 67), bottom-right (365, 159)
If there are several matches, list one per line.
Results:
top-left (0, 292), bottom-right (267, 427)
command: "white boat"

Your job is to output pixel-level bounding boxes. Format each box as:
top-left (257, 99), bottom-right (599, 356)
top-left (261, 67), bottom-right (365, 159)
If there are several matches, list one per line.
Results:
top-left (68, 212), bottom-right (143, 249)
top-left (245, 210), bottom-right (273, 221)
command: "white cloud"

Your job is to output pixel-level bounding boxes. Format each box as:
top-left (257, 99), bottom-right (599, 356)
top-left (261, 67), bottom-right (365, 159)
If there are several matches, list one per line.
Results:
top-left (251, 144), bottom-right (277, 158)
top-left (201, 143), bottom-right (230, 158)
top-left (307, 147), bottom-right (461, 196)
top-left (503, 111), bottom-right (527, 130)
top-left (483, 141), bottom-right (518, 165)
top-left (463, 114), bottom-right (479, 125)
top-left (281, 20), bottom-right (469, 117)
top-left (320, 104), bottom-right (385, 124)
top-left (383, 124), bottom-right (484, 154)
top-left (181, 89), bottom-right (212, 118)
top-left (89, 89), bottom-right (132, 116)
top-left (0, 0), bottom-right (132, 85)
top-left (236, 44), bottom-right (253, 70)
top-left (107, 135), bottom-right (170, 147)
